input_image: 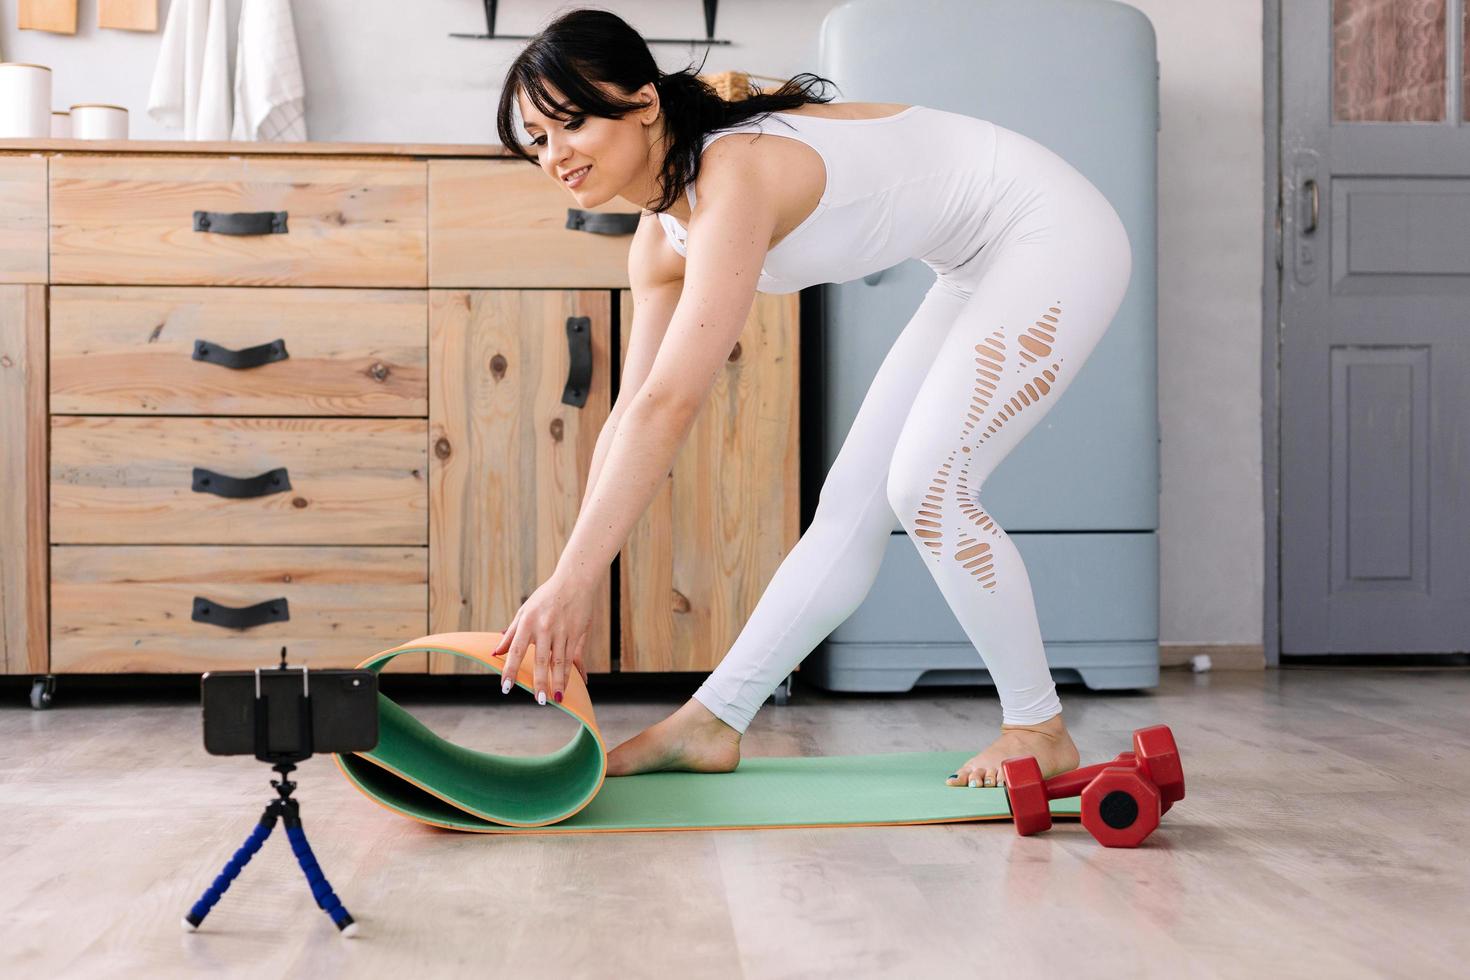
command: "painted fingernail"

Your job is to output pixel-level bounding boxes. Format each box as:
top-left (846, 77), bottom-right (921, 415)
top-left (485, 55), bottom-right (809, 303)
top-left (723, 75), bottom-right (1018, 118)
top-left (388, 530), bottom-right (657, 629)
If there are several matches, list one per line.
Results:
top-left (554, 691), bottom-right (563, 703)
top-left (501, 679), bottom-right (511, 694)
top-left (537, 690), bottom-right (546, 706)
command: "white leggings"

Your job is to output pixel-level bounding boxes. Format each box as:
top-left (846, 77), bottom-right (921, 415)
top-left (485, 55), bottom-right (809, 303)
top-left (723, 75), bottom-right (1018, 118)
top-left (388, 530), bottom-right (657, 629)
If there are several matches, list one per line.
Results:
top-left (692, 124), bottom-right (1134, 733)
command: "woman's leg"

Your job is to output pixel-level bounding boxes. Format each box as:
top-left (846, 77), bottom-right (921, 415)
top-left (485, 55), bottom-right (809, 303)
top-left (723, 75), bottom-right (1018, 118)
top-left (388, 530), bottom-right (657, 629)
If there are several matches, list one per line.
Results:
top-left (688, 279), bottom-right (973, 733)
top-left (885, 188), bottom-right (1132, 786)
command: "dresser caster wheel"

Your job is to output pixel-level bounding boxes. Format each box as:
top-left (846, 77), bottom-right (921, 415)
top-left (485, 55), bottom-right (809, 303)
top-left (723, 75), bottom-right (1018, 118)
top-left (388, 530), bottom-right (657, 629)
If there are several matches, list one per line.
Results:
top-left (30, 675), bottom-right (56, 711)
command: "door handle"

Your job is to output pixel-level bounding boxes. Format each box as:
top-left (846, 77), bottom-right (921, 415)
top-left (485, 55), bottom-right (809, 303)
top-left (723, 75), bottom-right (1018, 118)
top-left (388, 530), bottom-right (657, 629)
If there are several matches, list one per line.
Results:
top-left (193, 338), bottom-right (289, 370)
top-left (191, 466), bottom-right (292, 498)
top-left (192, 596), bottom-right (290, 630)
top-left (561, 316), bottom-right (591, 408)
top-left (1300, 178), bottom-right (1318, 234)
top-left (565, 209), bottom-right (639, 235)
top-left (194, 210), bottom-right (289, 235)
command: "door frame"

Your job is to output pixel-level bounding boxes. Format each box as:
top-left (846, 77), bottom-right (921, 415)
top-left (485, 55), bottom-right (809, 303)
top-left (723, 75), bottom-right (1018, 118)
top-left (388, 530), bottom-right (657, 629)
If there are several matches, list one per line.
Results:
top-left (1263, 0), bottom-right (1283, 666)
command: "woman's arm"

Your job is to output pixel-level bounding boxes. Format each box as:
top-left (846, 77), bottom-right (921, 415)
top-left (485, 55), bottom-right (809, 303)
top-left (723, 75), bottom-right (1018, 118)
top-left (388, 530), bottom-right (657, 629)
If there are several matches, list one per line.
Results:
top-left (554, 143), bottom-right (778, 587)
top-left (577, 214), bottom-right (685, 517)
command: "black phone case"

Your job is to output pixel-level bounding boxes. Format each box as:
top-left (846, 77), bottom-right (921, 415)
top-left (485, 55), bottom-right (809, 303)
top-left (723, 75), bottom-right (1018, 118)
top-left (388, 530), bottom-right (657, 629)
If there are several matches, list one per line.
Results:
top-left (201, 669), bottom-right (379, 756)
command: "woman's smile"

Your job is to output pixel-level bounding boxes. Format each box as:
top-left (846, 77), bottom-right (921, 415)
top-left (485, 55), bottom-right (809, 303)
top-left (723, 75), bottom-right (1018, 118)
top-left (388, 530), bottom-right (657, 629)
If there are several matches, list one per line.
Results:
top-left (563, 164), bottom-right (592, 188)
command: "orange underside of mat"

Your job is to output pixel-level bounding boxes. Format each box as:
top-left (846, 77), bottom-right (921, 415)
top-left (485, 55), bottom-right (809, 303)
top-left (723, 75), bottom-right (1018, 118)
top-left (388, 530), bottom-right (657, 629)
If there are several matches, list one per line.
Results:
top-left (333, 632), bottom-right (1082, 834)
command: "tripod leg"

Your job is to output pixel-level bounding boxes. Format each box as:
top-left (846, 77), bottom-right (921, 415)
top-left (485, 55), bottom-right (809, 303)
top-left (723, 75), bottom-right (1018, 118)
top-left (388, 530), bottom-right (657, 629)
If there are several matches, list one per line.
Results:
top-left (281, 801), bottom-right (357, 936)
top-left (183, 808), bottom-right (275, 931)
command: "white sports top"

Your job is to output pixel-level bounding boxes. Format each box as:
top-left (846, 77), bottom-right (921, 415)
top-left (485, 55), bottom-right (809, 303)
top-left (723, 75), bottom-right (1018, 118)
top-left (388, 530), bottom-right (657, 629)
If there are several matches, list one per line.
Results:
top-left (656, 105), bottom-right (998, 294)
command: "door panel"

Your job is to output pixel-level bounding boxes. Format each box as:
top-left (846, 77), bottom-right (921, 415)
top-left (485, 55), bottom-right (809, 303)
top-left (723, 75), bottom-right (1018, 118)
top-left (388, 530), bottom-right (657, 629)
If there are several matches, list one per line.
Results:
top-left (1280, 0), bottom-right (1470, 653)
top-left (0, 285), bottom-right (47, 675)
top-left (427, 290), bottom-right (613, 673)
top-left (618, 292), bottom-right (801, 672)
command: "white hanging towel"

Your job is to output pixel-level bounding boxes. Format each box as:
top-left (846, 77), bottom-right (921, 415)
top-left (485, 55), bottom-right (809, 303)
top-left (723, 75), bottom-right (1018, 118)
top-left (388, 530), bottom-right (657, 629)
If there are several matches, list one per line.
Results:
top-left (231, 0), bottom-right (307, 142)
top-left (146, 0), bottom-right (233, 140)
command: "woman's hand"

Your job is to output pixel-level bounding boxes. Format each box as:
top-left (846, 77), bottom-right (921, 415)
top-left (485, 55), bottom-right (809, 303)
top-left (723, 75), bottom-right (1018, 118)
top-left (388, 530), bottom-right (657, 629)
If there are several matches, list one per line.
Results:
top-left (492, 568), bottom-right (597, 704)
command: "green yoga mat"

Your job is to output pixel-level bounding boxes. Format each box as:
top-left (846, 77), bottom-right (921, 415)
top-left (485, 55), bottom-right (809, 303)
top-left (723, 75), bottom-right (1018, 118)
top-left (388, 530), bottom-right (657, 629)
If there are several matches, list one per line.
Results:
top-left (333, 633), bottom-right (1082, 834)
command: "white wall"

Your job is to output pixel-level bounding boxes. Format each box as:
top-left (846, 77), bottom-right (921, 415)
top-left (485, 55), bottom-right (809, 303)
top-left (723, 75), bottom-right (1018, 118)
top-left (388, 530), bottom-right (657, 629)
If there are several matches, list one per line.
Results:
top-left (1124, 0), bottom-right (1264, 648)
top-left (0, 0), bottom-right (837, 143)
top-left (0, 0), bottom-right (1265, 648)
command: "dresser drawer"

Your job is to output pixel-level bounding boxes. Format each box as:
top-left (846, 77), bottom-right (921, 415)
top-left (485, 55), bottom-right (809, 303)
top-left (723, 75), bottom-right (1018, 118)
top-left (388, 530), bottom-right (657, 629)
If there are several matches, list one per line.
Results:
top-left (50, 545), bottom-right (428, 672)
top-left (0, 157), bottom-right (46, 284)
top-left (50, 156), bottom-right (427, 286)
top-left (428, 159), bottom-right (635, 288)
top-left (50, 417), bottom-right (427, 545)
top-left (49, 286), bottom-right (428, 416)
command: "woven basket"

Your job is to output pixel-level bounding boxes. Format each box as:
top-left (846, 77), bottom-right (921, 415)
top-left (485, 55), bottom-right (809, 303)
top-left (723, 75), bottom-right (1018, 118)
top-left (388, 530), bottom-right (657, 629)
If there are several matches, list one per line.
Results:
top-left (698, 70), bottom-right (793, 102)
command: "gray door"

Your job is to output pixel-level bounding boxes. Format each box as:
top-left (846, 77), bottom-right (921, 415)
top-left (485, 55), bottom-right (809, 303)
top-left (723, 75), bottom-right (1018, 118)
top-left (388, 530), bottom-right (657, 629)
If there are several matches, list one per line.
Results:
top-left (1280, 0), bottom-right (1470, 654)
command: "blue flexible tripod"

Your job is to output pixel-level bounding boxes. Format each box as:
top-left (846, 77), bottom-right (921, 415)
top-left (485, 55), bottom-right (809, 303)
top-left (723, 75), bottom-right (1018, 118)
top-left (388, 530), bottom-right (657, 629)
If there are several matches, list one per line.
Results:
top-left (184, 657), bottom-right (358, 936)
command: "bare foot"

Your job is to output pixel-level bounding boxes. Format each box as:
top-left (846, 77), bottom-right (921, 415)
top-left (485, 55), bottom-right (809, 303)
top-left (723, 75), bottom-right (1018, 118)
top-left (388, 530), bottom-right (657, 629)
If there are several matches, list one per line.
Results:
top-left (945, 712), bottom-right (1080, 788)
top-left (605, 698), bottom-right (742, 776)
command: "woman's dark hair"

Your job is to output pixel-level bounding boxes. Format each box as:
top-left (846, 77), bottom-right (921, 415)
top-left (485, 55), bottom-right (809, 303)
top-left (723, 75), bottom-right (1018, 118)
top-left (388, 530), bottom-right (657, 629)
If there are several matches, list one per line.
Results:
top-left (495, 8), bottom-right (840, 214)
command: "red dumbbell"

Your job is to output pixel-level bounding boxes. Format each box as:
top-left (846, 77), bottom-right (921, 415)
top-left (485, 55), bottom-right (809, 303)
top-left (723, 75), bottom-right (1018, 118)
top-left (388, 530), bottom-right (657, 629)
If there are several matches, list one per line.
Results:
top-left (1000, 725), bottom-right (1185, 848)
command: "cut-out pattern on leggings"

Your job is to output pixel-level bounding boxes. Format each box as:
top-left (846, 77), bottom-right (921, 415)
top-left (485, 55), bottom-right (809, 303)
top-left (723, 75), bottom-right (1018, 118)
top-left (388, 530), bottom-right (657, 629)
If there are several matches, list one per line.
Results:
top-left (913, 452), bottom-right (957, 557)
top-left (908, 301), bottom-right (1069, 594)
top-left (982, 301), bottom-right (1065, 444)
top-left (916, 443), bottom-right (1001, 593)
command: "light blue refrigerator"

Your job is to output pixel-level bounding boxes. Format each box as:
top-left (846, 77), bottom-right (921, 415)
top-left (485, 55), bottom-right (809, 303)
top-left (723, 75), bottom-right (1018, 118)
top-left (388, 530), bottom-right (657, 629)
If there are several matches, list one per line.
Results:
top-left (803, 0), bottom-right (1160, 693)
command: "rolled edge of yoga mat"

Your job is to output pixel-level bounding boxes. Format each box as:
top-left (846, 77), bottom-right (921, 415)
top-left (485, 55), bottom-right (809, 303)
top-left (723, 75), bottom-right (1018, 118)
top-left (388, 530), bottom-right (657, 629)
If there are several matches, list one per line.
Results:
top-left (332, 631), bottom-right (608, 831)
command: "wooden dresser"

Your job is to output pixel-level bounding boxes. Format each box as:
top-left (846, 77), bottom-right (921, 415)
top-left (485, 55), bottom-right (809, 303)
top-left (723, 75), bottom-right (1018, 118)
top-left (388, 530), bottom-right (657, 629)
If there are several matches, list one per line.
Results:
top-left (0, 139), bottom-right (799, 703)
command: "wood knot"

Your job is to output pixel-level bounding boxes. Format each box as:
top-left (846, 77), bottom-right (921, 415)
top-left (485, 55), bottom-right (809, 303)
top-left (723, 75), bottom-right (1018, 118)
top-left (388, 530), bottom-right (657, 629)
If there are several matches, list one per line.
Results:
top-left (291, 497), bottom-right (309, 509)
top-left (671, 589), bottom-right (691, 614)
top-left (727, 341), bottom-right (742, 362)
top-left (368, 361), bottom-right (390, 382)
top-left (282, 574), bottom-right (293, 583)
top-left (434, 437), bottom-right (452, 459)
top-left (549, 418), bottom-right (564, 441)
top-left (489, 354), bottom-right (507, 380)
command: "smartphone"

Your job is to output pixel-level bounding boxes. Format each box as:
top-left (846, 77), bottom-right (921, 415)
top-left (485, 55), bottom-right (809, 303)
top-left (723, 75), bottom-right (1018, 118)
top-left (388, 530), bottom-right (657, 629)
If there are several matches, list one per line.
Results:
top-left (201, 667), bottom-right (379, 757)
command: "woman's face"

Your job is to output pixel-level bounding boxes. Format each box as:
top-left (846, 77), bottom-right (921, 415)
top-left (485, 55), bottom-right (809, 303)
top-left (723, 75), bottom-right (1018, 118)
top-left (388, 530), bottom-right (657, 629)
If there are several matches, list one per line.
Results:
top-left (517, 79), bottom-right (660, 205)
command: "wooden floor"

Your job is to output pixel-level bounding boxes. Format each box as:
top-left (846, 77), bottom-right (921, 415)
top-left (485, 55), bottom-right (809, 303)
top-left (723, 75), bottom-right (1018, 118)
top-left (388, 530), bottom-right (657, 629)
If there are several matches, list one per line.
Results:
top-left (2, 665), bottom-right (1467, 978)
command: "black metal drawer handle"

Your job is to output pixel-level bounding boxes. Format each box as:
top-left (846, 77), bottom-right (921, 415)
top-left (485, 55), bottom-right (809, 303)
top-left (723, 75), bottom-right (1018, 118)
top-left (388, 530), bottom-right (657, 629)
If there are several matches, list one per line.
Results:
top-left (193, 210), bottom-right (289, 235)
top-left (564, 209), bottom-right (639, 236)
top-left (562, 316), bottom-right (591, 408)
top-left (193, 338), bottom-right (289, 370)
top-left (192, 596), bottom-right (290, 630)
top-left (191, 466), bottom-right (292, 498)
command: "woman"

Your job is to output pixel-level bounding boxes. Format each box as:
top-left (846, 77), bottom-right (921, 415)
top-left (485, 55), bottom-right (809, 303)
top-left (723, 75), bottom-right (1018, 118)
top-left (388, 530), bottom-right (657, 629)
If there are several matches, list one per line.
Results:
top-left (490, 9), bottom-right (1131, 789)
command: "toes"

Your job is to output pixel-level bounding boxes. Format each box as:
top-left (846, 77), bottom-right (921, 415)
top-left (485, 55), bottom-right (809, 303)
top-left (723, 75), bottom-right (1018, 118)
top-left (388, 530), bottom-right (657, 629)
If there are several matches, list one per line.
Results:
top-left (947, 763), bottom-right (1009, 788)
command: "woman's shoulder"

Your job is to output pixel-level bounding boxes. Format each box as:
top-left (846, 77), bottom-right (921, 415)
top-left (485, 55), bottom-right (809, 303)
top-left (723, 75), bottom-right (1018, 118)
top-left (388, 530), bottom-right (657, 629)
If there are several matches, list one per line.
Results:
top-left (691, 134), bottom-right (793, 208)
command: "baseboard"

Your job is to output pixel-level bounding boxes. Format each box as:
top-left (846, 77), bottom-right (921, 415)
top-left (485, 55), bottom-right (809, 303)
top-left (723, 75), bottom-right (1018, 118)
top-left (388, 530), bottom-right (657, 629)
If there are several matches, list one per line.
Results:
top-left (1159, 644), bottom-right (1266, 671)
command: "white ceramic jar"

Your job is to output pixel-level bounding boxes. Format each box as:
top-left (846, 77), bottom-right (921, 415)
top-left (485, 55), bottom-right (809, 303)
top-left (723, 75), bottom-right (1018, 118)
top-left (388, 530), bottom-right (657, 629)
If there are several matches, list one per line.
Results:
top-left (0, 64), bottom-right (53, 138)
top-left (69, 103), bottom-right (129, 140)
top-left (50, 110), bottom-right (71, 138)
